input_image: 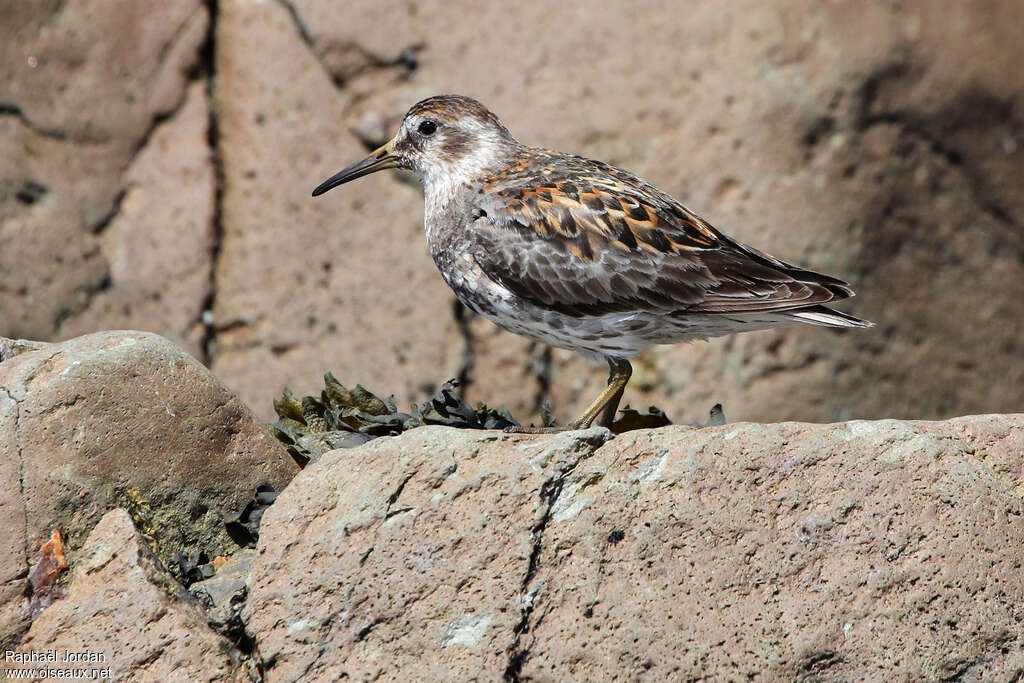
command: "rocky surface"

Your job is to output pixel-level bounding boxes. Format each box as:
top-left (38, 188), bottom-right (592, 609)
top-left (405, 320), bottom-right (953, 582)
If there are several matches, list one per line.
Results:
top-left (246, 427), bottom-right (612, 681)
top-left (54, 81), bottom-right (216, 360)
top-left (3, 3), bottom-right (1024, 677)
top-left (3, 0), bottom-right (1022, 426)
top-left (9, 509), bottom-right (247, 682)
top-left (1, 0), bottom-right (213, 359)
top-left (0, 331), bottom-right (297, 648)
top-left (1, 329), bottom-right (1020, 678)
top-left (209, 0), bottom-right (462, 421)
top-left (0, 338), bottom-right (48, 363)
top-left (246, 414), bottom-right (1024, 681)
top-left (190, 549), bottom-right (255, 636)
top-left (0, 383), bottom-right (26, 652)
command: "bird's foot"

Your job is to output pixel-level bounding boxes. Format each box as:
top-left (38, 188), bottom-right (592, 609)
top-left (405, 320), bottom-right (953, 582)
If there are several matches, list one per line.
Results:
top-left (503, 424), bottom-right (565, 434)
top-left (503, 418), bottom-right (597, 434)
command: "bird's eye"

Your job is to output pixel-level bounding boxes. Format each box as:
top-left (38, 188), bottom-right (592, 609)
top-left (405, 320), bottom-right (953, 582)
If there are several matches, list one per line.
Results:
top-left (417, 120), bottom-right (438, 136)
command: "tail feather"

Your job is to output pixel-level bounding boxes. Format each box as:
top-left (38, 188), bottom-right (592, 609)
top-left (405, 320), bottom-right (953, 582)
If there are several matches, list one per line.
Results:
top-left (783, 305), bottom-right (873, 329)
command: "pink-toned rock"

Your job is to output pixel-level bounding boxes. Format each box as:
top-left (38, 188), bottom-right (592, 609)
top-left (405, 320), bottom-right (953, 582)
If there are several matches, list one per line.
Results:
top-left (245, 426), bottom-right (611, 681)
top-left (246, 414), bottom-right (1024, 680)
top-left (519, 415), bottom-right (1024, 680)
top-left (0, 338), bottom-right (47, 363)
top-left (0, 0), bottom-right (207, 143)
top-left (0, 387), bottom-right (29, 650)
top-left (210, 0), bottom-right (462, 420)
top-left (0, 331), bottom-right (297, 647)
top-left (56, 81), bottom-right (216, 360)
top-left (8, 509), bottom-right (246, 681)
top-left (0, 0), bottom-right (210, 355)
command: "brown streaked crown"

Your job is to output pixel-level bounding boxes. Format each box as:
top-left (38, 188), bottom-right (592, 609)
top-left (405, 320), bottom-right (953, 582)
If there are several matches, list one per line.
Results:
top-left (404, 94), bottom-right (512, 135)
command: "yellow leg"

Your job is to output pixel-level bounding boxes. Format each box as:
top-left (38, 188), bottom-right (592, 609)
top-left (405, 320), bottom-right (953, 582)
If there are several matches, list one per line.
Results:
top-left (572, 358), bottom-right (632, 429)
top-left (507, 357), bottom-right (632, 433)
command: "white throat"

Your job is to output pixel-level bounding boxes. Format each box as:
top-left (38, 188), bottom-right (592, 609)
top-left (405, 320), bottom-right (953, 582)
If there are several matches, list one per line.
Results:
top-left (419, 130), bottom-right (515, 216)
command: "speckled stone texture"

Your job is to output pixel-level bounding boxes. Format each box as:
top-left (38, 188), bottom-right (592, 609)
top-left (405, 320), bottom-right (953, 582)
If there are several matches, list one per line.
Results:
top-left (1, 0), bottom-right (213, 359)
top-left (245, 414), bottom-right (1024, 681)
top-left (8, 509), bottom-right (247, 682)
top-left (4, 0), bottom-right (1021, 426)
top-left (0, 331), bottom-right (297, 648)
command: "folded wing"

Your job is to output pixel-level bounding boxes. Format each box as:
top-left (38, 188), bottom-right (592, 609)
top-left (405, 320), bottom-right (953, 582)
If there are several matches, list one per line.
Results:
top-left (471, 150), bottom-right (857, 320)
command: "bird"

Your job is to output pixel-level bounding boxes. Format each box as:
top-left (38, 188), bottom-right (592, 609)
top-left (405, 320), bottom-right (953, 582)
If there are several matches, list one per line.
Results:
top-left (312, 94), bottom-right (871, 433)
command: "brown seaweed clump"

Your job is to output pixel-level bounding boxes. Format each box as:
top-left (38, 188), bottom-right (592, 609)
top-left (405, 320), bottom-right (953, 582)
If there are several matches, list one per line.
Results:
top-left (269, 372), bottom-right (719, 468)
top-left (271, 375), bottom-right (519, 467)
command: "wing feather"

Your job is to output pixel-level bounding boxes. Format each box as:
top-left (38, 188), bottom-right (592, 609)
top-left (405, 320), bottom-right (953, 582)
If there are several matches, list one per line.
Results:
top-left (471, 149), bottom-right (856, 318)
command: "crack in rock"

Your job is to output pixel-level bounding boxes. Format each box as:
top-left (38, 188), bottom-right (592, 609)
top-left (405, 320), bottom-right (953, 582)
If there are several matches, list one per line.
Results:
top-left (88, 187), bottom-right (129, 235)
top-left (273, 0), bottom-right (316, 53)
top-left (200, 0), bottom-right (223, 366)
top-left (384, 470), bottom-right (418, 520)
top-left (273, 0), bottom-right (422, 91)
top-left (154, 4), bottom-right (210, 85)
top-left (503, 478), bottom-right (560, 682)
top-left (53, 270), bottom-right (111, 335)
top-left (0, 103), bottom-right (110, 145)
top-left (272, 0), bottom-right (345, 91)
top-left (504, 430), bottom-right (610, 681)
top-left (1, 385), bottom-right (30, 586)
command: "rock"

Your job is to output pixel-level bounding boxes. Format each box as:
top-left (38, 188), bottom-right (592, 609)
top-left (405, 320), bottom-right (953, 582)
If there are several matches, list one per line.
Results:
top-left (0, 331), bottom-right (297, 647)
top-left (190, 550), bottom-right (255, 633)
top-left (0, 338), bottom-right (48, 363)
top-left (0, 386), bottom-right (28, 650)
top-left (0, 0), bottom-right (211, 352)
top-left (245, 426), bottom-right (612, 680)
top-left (210, 0), bottom-right (462, 420)
top-left (9, 509), bottom-right (246, 681)
top-left (245, 414), bottom-right (1024, 680)
top-left (54, 81), bottom-right (216, 360)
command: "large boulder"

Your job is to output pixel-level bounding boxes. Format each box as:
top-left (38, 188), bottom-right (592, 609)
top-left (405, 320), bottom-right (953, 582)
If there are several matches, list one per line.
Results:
top-left (0, 331), bottom-right (297, 648)
top-left (245, 414), bottom-right (1024, 680)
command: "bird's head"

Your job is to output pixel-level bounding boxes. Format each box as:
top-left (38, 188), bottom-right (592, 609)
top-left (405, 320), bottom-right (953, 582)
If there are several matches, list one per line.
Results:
top-left (312, 95), bottom-right (520, 198)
